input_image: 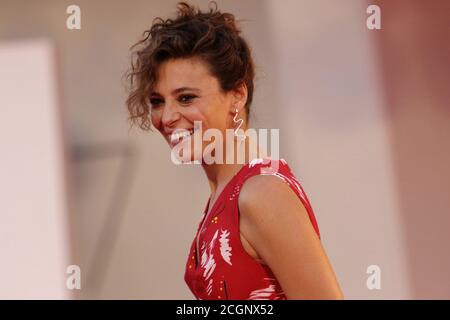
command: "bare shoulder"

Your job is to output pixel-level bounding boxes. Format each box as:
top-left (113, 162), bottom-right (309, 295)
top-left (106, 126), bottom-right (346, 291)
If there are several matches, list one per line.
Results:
top-left (239, 174), bottom-right (289, 201)
top-left (237, 173), bottom-right (318, 251)
top-left (238, 173), bottom-right (310, 224)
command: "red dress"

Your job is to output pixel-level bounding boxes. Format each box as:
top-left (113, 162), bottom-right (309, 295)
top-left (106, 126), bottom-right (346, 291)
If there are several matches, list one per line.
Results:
top-left (184, 158), bottom-right (321, 300)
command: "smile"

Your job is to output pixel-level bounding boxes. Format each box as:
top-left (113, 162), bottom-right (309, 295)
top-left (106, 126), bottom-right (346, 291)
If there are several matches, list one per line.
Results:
top-left (170, 128), bottom-right (195, 146)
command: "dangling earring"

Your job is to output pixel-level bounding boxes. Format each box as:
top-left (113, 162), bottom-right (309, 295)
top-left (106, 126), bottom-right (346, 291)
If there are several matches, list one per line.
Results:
top-left (232, 107), bottom-right (246, 141)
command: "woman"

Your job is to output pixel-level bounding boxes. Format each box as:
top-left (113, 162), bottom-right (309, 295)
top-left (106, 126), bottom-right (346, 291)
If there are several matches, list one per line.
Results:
top-left (126, 1), bottom-right (343, 300)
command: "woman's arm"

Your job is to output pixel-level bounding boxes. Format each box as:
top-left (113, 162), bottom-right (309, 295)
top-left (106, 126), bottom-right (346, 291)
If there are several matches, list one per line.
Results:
top-left (238, 174), bottom-right (344, 299)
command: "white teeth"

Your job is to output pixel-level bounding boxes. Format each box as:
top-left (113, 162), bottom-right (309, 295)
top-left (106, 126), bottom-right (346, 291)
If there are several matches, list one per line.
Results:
top-left (170, 129), bottom-right (195, 144)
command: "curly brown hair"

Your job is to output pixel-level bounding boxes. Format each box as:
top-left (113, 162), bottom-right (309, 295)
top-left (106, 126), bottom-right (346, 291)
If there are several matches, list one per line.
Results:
top-left (125, 1), bottom-right (255, 131)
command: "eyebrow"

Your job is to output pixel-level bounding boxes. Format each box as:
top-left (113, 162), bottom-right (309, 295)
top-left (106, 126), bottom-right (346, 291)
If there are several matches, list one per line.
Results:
top-left (150, 87), bottom-right (200, 96)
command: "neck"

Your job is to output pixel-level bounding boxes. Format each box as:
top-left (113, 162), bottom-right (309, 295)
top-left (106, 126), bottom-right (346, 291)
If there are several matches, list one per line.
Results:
top-left (202, 162), bottom-right (243, 199)
top-left (201, 130), bottom-right (267, 199)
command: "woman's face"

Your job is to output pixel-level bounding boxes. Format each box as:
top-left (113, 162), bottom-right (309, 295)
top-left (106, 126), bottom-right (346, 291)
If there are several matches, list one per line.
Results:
top-left (150, 57), bottom-right (244, 163)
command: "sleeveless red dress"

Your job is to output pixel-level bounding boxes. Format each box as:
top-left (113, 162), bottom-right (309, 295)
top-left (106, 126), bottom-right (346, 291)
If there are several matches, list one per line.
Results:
top-left (184, 158), bottom-right (321, 300)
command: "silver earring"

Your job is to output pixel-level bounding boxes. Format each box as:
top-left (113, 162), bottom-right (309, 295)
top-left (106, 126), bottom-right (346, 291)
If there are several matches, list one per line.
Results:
top-left (232, 108), bottom-right (246, 141)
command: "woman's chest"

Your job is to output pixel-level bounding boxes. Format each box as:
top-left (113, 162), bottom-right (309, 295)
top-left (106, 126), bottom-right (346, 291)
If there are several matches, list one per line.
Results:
top-left (187, 201), bottom-right (264, 276)
top-left (184, 220), bottom-right (233, 299)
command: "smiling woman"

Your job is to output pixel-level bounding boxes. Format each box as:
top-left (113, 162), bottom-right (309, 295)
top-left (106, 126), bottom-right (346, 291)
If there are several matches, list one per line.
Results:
top-left (125, 1), bottom-right (343, 300)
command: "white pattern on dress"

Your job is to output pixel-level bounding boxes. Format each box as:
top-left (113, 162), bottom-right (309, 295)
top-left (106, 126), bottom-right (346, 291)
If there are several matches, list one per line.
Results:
top-left (206, 278), bottom-right (213, 296)
top-left (248, 158), bottom-right (265, 168)
top-left (219, 228), bottom-right (232, 265)
top-left (200, 229), bottom-right (219, 296)
top-left (247, 278), bottom-right (286, 300)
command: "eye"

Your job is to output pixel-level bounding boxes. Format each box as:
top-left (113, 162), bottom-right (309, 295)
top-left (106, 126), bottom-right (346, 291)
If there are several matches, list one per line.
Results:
top-left (178, 94), bottom-right (197, 105)
top-left (150, 98), bottom-right (164, 109)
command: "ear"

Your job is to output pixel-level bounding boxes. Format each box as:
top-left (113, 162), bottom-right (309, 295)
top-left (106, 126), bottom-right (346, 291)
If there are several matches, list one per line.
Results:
top-left (229, 82), bottom-right (248, 114)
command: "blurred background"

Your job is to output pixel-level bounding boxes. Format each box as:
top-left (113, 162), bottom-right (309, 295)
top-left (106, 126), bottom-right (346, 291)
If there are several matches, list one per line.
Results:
top-left (0, 0), bottom-right (449, 299)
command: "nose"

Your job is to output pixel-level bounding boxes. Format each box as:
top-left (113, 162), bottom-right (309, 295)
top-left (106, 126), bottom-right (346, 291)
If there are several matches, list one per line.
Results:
top-left (161, 100), bottom-right (181, 133)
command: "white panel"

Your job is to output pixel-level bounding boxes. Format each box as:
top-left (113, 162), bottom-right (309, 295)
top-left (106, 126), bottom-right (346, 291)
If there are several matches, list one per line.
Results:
top-left (0, 39), bottom-right (72, 299)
